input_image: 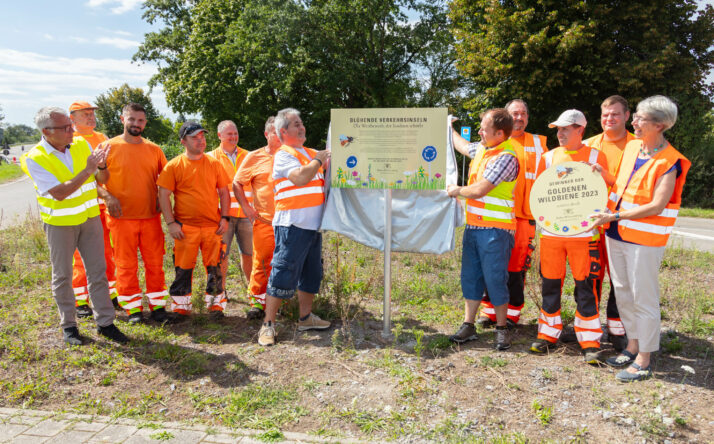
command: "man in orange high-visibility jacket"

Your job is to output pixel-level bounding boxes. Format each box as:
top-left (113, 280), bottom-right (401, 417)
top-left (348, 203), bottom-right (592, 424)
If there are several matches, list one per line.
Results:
top-left (234, 116), bottom-right (281, 320)
top-left (207, 120), bottom-right (253, 301)
top-left (68, 101), bottom-right (120, 316)
top-left (158, 122), bottom-right (231, 320)
top-left (530, 110), bottom-right (614, 364)
top-left (583, 95), bottom-right (636, 352)
top-left (257, 108), bottom-right (331, 346)
top-left (452, 99), bottom-right (548, 327)
top-left (103, 103), bottom-right (169, 324)
top-left (447, 108), bottom-right (519, 351)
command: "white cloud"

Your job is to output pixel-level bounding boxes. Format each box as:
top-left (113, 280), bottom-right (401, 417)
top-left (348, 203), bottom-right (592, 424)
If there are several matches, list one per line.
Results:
top-left (86, 0), bottom-right (143, 15)
top-left (96, 37), bottom-right (140, 50)
top-left (43, 34), bottom-right (54, 40)
top-left (0, 48), bottom-right (175, 125)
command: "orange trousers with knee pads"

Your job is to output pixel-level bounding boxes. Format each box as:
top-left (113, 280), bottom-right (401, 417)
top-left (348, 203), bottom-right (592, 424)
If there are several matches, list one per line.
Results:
top-left (169, 224), bottom-right (225, 315)
top-left (248, 219), bottom-right (275, 310)
top-left (72, 209), bottom-right (117, 306)
top-left (597, 232), bottom-right (626, 337)
top-left (480, 217), bottom-right (536, 324)
top-left (106, 214), bottom-right (168, 314)
top-left (538, 236), bottom-right (603, 349)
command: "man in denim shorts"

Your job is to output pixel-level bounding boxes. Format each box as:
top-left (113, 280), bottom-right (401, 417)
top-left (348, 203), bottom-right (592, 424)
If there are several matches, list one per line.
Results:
top-left (446, 108), bottom-right (518, 350)
top-left (258, 108), bottom-right (331, 346)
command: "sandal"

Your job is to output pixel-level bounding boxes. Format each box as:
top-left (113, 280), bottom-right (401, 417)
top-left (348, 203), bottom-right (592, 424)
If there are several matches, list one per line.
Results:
top-left (616, 362), bottom-right (652, 382)
top-left (605, 349), bottom-right (636, 368)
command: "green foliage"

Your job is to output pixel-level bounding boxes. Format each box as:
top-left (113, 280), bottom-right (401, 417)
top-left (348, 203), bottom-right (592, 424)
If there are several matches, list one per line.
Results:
top-left (135, 0), bottom-right (458, 149)
top-left (450, 0), bottom-right (714, 206)
top-left (531, 398), bottom-right (553, 425)
top-left (1, 124), bottom-right (40, 145)
top-left (95, 83), bottom-right (175, 144)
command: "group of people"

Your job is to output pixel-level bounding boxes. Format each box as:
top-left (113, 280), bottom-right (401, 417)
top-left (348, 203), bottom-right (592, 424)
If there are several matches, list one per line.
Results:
top-left (22, 93), bottom-right (688, 383)
top-left (448, 95), bottom-right (689, 382)
top-left (21, 103), bottom-right (331, 348)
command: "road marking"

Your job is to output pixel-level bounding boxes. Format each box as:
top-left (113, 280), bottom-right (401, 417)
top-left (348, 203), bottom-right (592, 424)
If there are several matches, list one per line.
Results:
top-left (671, 230), bottom-right (714, 241)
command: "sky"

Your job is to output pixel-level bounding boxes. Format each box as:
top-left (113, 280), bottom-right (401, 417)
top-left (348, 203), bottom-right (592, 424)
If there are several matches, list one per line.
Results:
top-left (0, 0), bottom-right (172, 127)
top-left (1, 0), bottom-right (713, 128)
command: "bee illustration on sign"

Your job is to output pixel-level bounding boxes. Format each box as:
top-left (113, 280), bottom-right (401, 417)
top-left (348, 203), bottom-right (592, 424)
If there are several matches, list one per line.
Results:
top-left (556, 165), bottom-right (574, 179)
top-left (339, 135), bottom-right (356, 147)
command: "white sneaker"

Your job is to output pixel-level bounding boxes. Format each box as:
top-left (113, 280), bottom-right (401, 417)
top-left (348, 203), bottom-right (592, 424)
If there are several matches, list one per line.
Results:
top-left (258, 324), bottom-right (275, 346)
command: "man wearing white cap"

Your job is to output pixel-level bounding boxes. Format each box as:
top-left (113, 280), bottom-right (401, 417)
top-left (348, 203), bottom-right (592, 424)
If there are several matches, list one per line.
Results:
top-left (530, 110), bottom-right (613, 364)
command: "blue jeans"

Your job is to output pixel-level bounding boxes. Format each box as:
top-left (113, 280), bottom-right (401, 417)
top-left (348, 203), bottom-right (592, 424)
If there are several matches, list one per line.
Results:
top-left (461, 227), bottom-right (514, 306)
top-left (267, 225), bottom-right (323, 299)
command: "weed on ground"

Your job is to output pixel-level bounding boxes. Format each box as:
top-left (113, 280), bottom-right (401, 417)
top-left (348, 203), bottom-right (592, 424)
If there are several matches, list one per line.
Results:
top-left (0, 215), bottom-right (712, 442)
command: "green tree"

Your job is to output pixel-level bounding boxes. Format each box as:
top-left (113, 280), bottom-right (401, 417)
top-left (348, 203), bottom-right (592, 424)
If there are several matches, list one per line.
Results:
top-left (450, 0), bottom-right (714, 206)
top-left (2, 124), bottom-right (41, 145)
top-left (134, 0), bottom-right (455, 149)
top-left (95, 83), bottom-right (175, 144)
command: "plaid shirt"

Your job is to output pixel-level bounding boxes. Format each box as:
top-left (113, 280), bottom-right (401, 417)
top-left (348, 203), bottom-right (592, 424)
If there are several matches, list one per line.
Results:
top-left (466, 142), bottom-right (519, 186)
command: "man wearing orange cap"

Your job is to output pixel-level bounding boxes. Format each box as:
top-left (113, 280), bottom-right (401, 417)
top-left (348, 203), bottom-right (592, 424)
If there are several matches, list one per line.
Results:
top-left (233, 116), bottom-right (281, 320)
top-left (158, 121), bottom-right (231, 319)
top-left (207, 120), bottom-right (253, 302)
top-left (68, 101), bottom-right (120, 316)
top-left (104, 103), bottom-right (169, 324)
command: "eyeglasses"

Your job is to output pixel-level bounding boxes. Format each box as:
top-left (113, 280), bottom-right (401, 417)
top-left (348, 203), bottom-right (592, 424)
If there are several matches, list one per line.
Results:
top-left (46, 124), bottom-right (74, 132)
top-left (631, 114), bottom-right (650, 123)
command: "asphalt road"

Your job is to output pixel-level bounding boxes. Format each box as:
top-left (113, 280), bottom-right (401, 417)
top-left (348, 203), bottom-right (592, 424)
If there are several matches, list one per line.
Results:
top-left (1, 160), bottom-right (712, 252)
top-left (0, 175), bottom-right (38, 229)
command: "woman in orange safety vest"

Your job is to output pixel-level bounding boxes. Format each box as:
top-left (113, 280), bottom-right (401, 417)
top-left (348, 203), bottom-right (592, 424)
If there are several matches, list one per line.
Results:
top-left (591, 95), bottom-right (690, 382)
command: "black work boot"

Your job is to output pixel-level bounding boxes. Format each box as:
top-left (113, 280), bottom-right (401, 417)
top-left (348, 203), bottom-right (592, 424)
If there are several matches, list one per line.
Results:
top-left (97, 324), bottom-right (130, 344)
top-left (63, 327), bottom-right (85, 346)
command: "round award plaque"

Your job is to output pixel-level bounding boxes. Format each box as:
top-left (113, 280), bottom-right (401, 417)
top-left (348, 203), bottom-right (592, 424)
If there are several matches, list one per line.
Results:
top-left (529, 161), bottom-right (608, 236)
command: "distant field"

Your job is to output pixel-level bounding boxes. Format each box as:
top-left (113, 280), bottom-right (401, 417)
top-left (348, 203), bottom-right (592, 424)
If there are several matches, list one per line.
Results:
top-left (679, 207), bottom-right (714, 218)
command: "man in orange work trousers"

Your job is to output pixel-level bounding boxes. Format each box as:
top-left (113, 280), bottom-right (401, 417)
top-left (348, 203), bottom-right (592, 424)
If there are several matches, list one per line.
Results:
top-left (158, 122), bottom-right (232, 320)
top-left (530, 109), bottom-right (614, 364)
top-left (452, 99), bottom-right (548, 327)
top-left (207, 120), bottom-right (253, 306)
top-left (68, 101), bottom-right (120, 316)
top-left (233, 116), bottom-right (282, 319)
top-left (103, 103), bottom-right (169, 323)
top-left (583, 95), bottom-right (636, 352)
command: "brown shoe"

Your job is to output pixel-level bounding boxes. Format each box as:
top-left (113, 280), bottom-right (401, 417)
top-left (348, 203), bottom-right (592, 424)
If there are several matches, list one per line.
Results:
top-left (297, 313), bottom-right (330, 331)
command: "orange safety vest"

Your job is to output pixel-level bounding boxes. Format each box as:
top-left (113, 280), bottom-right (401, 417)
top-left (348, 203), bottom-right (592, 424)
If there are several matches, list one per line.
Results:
top-left (273, 146), bottom-right (325, 211)
top-left (208, 147), bottom-right (253, 218)
top-left (607, 141), bottom-right (690, 247)
top-left (465, 140), bottom-right (517, 230)
top-left (584, 131), bottom-right (636, 177)
top-left (511, 132), bottom-right (548, 219)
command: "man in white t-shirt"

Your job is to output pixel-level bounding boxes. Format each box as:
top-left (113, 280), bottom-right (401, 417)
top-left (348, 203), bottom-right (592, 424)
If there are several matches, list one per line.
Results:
top-left (258, 108), bottom-right (331, 346)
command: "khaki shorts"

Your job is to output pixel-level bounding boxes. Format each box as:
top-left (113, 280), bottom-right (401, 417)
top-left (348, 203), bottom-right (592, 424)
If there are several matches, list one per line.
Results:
top-left (222, 216), bottom-right (253, 256)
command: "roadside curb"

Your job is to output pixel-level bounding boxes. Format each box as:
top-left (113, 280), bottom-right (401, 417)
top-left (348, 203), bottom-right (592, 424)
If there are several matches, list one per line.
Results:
top-left (0, 407), bottom-right (364, 443)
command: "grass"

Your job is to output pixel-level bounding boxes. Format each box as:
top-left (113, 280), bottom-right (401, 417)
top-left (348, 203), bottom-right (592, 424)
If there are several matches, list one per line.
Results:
top-left (0, 162), bottom-right (23, 184)
top-left (678, 207), bottom-right (714, 218)
top-left (0, 212), bottom-right (712, 441)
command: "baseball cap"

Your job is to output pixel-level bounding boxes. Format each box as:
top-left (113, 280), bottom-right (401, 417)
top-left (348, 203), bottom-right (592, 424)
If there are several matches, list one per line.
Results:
top-left (69, 101), bottom-right (98, 112)
top-left (548, 109), bottom-right (587, 128)
top-left (179, 121), bottom-right (207, 139)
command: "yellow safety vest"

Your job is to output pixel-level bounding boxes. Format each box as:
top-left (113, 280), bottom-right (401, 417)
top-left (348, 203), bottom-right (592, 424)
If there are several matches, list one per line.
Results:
top-left (20, 137), bottom-right (100, 226)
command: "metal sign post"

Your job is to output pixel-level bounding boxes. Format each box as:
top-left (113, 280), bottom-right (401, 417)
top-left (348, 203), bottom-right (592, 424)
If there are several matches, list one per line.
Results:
top-left (382, 188), bottom-right (392, 338)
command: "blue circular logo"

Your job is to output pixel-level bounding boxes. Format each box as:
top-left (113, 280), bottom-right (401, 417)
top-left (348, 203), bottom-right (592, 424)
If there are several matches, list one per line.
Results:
top-left (422, 146), bottom-right (437, 162)
top-left (346, 156), bottom-right (358, 168)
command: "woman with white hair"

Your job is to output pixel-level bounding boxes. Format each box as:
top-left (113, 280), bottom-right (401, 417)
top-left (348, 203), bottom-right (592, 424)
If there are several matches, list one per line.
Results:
top-left (591, 95), bottom-right (690, 382)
